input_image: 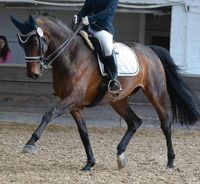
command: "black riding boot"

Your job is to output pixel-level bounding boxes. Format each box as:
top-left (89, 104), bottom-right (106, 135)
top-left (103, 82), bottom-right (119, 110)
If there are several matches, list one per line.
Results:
top-left (104, 53), bottom-right (122, 96)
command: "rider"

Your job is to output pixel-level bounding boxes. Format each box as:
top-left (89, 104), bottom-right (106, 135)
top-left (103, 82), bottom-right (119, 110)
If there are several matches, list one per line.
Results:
top-left (72, 0), bottom-right (121, 96)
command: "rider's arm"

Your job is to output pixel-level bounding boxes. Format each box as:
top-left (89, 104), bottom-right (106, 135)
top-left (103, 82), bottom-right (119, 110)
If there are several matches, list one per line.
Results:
top-left (88, 0), bottom-right (119, 24)
top-left (78, 1), bottom-right (91, 22)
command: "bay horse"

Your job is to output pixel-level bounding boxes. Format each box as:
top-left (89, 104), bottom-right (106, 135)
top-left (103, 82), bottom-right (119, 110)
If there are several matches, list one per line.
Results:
top-left (11, 15), bottom-right (200, 171)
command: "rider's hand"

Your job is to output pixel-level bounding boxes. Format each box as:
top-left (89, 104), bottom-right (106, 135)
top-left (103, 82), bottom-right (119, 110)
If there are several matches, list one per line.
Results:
top-left (71, 15), bottom-right (78, 30)
top-left (73, 15), bottom-right (78, 25)
top-left (82, 16), bottom-right (89, 26)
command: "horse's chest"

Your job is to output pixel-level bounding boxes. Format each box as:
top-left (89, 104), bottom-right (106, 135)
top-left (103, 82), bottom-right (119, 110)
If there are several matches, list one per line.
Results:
top-left (53, 79), bottom-right (72, 99)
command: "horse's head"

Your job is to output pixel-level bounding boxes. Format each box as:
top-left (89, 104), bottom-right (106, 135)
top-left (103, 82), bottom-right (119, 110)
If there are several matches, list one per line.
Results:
top-left (11, 15), bottom-right (50, 79)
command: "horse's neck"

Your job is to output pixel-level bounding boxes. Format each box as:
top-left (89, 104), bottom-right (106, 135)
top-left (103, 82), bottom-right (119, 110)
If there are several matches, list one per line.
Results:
top-left (51, 35), bottom-right (81, 82)
top-left (40, 15), bottom-right (94, 71)
top-left (47, 28), bottom-right (72, 54)
top-left (51, 35), bottom-right (97, 97)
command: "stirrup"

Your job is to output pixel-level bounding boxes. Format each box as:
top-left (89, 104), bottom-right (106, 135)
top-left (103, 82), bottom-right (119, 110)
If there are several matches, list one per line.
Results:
top-left (108, 79), bottom-right (122, 97)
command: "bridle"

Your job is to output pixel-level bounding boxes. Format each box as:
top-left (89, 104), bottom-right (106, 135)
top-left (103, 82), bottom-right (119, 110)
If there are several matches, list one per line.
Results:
top-left (17, 24), bottom-right (83, 70)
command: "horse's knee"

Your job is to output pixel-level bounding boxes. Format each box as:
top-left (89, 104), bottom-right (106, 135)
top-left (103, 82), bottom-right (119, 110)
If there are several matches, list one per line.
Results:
top-left (135, 118), bottom-right (142, 129)
top-left (129, 118), bottom-right (142, 132)
top-left (42, 111), bottom-right (52, 122)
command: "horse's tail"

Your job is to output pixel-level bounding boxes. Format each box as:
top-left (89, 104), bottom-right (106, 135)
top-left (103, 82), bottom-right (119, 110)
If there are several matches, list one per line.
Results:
top-left (150, 45), bottom-right (200, 125)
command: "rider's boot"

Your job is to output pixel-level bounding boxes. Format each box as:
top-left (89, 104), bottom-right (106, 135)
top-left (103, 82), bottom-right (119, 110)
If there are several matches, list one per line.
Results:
top-left (104, 52), bottom-right (122, 96)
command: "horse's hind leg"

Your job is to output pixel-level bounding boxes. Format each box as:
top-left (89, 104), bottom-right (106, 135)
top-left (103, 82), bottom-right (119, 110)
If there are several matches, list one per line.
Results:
top-left (144, 85), bottom-right (175, 168)
top-left (111, 98), bottom-right (142, 169)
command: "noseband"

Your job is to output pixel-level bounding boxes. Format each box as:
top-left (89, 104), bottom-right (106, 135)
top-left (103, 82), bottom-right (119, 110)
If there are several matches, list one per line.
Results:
top-left (18, 24), bottom-right (83, 70)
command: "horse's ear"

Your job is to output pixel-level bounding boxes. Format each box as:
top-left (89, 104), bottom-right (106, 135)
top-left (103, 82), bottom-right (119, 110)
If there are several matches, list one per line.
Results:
top-left (29, 15), bottom-right (35, 24)
top-left (10, 15), bottom-right (22, 30)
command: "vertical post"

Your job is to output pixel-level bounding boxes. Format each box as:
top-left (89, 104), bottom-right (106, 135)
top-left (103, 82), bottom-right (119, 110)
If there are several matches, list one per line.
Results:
top-left (139, 13), bottom-right (146, 44)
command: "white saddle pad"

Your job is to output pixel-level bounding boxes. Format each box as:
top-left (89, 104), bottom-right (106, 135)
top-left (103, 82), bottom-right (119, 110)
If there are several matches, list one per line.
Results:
top-left (98, 42), bottom-right (139, 76)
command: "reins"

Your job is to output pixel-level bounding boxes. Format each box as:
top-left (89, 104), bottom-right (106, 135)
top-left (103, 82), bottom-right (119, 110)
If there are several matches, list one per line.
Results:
top-left (40, 24), bottom-right (83, 69)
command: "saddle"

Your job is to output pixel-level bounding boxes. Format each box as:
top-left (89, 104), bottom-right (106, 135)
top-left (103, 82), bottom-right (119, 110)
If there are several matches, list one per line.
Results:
top-left (79, 30), bottom-right (139, 77)
top-left (79, 30), bottom-right (107, 76)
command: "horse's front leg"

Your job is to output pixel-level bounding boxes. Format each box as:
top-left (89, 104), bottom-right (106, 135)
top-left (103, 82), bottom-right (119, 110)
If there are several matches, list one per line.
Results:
top-left (22, 98), bottom-right (75, 154)
top-left (71, 110), bottom-right (96, 171)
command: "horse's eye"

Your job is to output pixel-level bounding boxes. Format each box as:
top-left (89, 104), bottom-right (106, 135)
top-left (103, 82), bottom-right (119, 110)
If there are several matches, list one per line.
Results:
top-left (32, 38), bottom-right (39, 47)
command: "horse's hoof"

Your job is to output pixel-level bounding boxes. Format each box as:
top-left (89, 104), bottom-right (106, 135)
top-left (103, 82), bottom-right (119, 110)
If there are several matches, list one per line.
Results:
top-left (167, 164), bottom-right (175, 169)
top-left (22, 144), bottom-right (36, 154)
top-left (81, 162), bottom-right (95, 172)
top-left (81, 166), bottom-right (93, 172)
top-left (117, 153), bottom-right (128, 170)
top-left (167, 161), bottom-right (175, 169)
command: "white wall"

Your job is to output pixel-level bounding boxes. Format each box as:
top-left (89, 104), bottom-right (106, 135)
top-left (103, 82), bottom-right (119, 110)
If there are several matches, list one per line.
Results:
top-left (170, 4), bottom-right (200, 75)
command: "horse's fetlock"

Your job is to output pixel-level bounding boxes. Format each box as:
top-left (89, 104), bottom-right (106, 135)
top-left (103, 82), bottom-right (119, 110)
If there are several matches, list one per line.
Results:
top-left (168, 153), bottom-right (175, 160)
top-left (117, 147), bottom-right (125, 155)
top-left (32, 133), bottom-right (39, 142)
top-left (89, 157), bottom-right (96, 165)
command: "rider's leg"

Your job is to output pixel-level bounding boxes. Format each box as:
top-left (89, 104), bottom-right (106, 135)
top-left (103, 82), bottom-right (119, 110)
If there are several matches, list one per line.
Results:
top-left (104, 52), bottom-right (122, 95)
top-left (89, 28), bottom-right (121, 96)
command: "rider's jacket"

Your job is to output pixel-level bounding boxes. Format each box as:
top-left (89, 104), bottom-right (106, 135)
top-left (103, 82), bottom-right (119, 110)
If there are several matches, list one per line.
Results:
top-left (78, 0), bottom-right (119, 34)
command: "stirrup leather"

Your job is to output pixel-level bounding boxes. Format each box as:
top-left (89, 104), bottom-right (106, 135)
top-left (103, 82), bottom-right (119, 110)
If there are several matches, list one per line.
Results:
top-left (108, 79), bottom-right (122, 96)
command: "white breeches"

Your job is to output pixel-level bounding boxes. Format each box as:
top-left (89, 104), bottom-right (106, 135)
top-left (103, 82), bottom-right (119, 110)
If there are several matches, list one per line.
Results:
top-left (89, 27), bottom-right (113, 57)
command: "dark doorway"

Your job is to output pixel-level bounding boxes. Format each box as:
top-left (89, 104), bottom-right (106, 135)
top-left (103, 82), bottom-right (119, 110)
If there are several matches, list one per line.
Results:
top-left (151, 36), bottom-right (170, 50)
top-left (145, 8), bottom-right (171, 51)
